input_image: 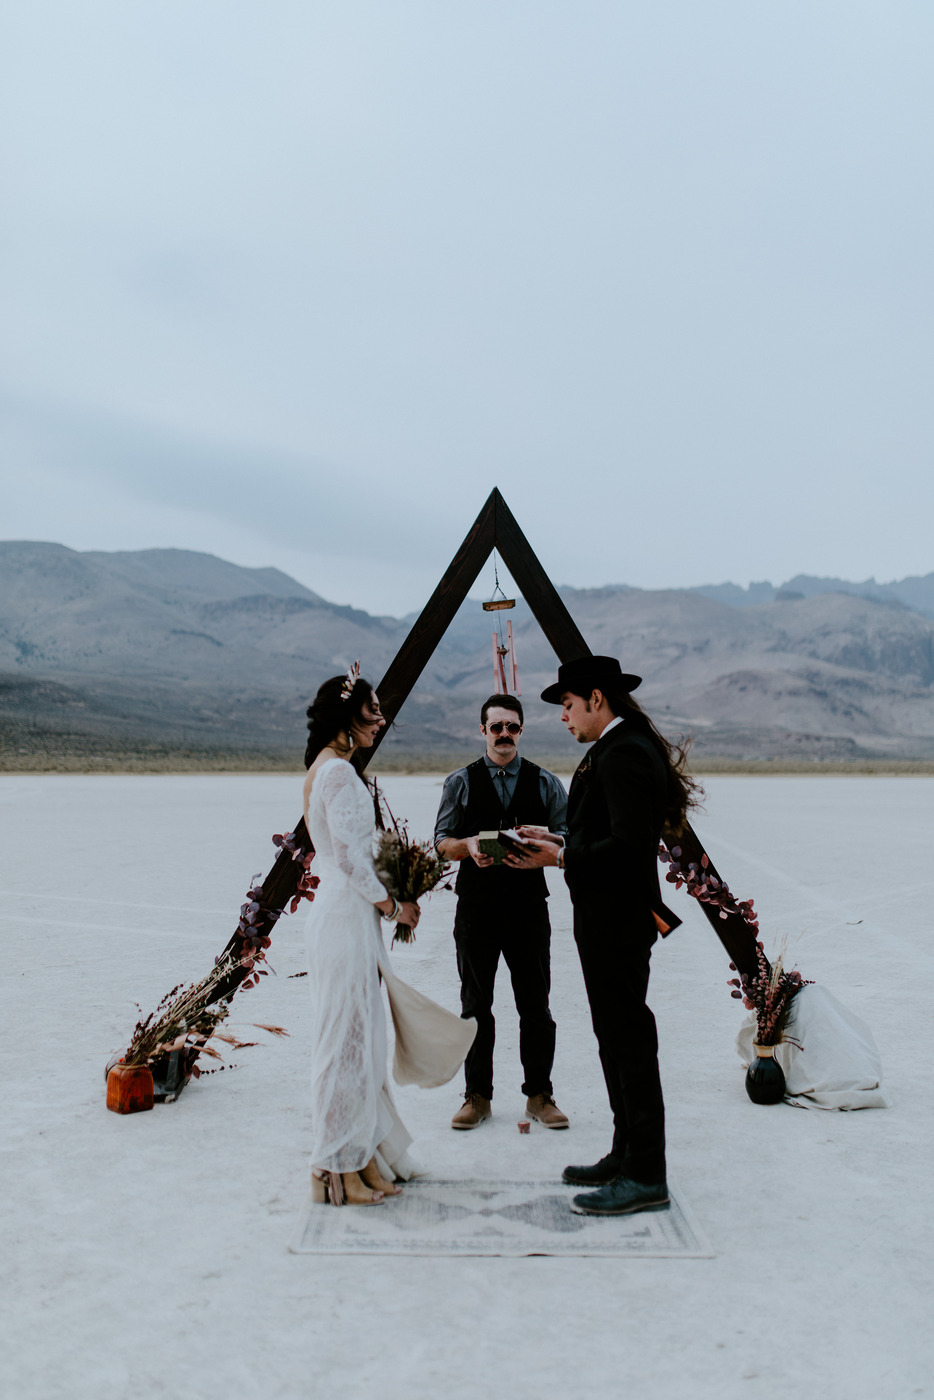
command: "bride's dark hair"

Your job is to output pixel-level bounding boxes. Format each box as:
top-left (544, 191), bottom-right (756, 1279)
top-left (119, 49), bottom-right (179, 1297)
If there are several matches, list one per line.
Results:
top-left (304, 674), bottom-right (376, 769)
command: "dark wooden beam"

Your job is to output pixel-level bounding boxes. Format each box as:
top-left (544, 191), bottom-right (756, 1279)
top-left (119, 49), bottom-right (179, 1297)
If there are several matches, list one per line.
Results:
top-left (209, 815), bottom-right (312, 1004)
top-left (675, 823), bottom-right (760, 976)
top-left (356, 490), bottom-right (498, 770)
top-left (492, 491), bottom-right (591, 663)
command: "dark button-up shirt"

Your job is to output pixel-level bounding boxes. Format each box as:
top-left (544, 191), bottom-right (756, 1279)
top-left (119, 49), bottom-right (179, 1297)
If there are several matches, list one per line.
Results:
top-left (434, 753), bottom-right (568, 846)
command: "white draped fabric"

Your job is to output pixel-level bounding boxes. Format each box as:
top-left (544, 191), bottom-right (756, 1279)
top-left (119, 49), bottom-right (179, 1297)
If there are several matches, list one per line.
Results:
top-left (304, 759), bottom-right (475, 1176)
top-left (736, 983), bottom-right (889, 1110)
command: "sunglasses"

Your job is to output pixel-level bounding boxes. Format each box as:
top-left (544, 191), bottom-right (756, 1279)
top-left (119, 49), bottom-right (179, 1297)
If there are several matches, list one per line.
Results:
top-left (487, 721), bottom-right (522, 735)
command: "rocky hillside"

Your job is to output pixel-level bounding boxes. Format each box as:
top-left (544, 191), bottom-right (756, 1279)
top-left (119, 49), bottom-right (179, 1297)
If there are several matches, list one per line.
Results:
top-left (2, 541), bottom-right (933, 765)
top-left (694, 571), bottom-right (934, 617)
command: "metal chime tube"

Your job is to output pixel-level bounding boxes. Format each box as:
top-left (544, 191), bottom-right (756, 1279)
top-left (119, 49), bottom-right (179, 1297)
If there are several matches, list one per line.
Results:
top-left (492, 630), bottom-right (506, 692)
top-left (507, 620), bottom-right (520, 696)
top-left (497, 641), bottom-right (509, 692)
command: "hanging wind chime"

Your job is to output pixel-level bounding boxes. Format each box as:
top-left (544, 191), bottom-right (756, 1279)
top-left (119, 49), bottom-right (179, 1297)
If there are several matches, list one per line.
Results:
top-left (482, 554), bottom-right (521, 696)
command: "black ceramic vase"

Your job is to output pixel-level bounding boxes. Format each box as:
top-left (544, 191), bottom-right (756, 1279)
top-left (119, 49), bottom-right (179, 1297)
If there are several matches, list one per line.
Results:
top-left (745, 1044), bottom-right (786, 1105)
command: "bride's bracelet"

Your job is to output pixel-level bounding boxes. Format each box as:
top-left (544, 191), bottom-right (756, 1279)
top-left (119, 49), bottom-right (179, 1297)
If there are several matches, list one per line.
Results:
top-left (380, 897), bottom-right (402, 922)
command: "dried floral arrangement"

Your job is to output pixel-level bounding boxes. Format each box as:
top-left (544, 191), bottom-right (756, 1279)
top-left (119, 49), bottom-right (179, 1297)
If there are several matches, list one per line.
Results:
top-left (122, 962), bottom-right (234, 1074)
top-left (120, 955), bottom-right (288, 1081)
top-left (373, 794), bottom-right (451, 944)
top-left (728, 938), bottom-right (811, 1047)
top-left (659, 842), bottom-right (810, 1045)
top-left (114, 827), bottom-right (318, 1091)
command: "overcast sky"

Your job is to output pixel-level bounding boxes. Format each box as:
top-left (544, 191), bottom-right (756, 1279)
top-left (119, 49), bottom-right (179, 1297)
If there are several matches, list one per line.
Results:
top-left (2, 1), bottom-right (932, 616)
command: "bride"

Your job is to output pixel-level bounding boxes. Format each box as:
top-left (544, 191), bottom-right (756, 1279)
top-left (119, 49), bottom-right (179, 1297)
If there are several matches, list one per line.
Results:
top-left (302, 664), bottom-right (474, 1206)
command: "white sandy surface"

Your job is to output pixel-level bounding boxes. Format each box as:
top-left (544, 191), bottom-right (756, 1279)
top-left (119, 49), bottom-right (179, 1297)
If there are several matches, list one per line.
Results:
top-left (2, 773), bottom-right (932, 1400)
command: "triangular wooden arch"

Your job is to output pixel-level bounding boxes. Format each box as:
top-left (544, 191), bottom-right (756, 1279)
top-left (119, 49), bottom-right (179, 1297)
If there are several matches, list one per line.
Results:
top-left (210, 488), bottom-right (759, 1014)
top-left (357, 487), bottom-right (591, 747)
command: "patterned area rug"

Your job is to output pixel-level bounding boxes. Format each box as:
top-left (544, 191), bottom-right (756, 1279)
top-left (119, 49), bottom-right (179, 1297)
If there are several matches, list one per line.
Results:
top-left (289, 1178), bottom-right (713, 1257)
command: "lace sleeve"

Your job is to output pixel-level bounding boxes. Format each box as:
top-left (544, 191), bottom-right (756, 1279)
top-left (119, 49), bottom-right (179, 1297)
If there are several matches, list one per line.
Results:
top-left (318, 762), bottom-right (387, 904)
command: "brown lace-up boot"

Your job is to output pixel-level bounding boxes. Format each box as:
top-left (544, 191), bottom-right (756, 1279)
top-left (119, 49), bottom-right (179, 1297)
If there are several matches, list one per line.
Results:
top-left (525, 1094), bottom-right (569, 1129)
top-left (451, 1092), bottom-right (492, 1129)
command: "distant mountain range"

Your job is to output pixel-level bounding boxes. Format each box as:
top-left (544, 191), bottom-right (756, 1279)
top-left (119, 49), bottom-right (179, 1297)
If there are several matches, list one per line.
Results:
top-left (2, 540), bottom-right (934, 766)
top-left (678, 572), bottom-right (934, 617)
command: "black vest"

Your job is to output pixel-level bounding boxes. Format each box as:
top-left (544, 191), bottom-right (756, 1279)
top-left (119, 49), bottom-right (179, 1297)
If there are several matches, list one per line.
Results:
top-left (454, 757), bottom-right (549, 903)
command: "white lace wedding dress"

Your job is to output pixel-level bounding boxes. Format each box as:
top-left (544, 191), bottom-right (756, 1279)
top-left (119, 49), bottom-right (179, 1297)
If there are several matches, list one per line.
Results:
top-left (304, 758), bottom-right (474, 1178)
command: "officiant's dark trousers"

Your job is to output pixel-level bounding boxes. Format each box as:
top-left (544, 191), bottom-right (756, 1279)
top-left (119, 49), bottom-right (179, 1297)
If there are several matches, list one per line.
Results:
top-left (453, 897), bottom-right (556, 1100)
top-left (573, 899), bottom-right (666, 1184)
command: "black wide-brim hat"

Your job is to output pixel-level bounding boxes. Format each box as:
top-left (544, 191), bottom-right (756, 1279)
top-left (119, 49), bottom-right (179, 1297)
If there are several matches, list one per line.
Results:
top-left (541, 655), bottom-right (642, 705)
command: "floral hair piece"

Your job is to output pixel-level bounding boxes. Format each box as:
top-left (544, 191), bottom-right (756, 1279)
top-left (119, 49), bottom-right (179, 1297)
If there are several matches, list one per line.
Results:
top-left (340, 660), bottom-right (361, 702)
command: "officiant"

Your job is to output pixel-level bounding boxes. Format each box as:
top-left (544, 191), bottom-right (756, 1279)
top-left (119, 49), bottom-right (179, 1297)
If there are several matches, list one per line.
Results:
top-left (434, 694), bottom-right (569, 1131)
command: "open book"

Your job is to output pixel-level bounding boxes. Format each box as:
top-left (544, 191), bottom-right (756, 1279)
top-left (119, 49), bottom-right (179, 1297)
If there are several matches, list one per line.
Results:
top-left (478, 828), bottom-right (543, 865)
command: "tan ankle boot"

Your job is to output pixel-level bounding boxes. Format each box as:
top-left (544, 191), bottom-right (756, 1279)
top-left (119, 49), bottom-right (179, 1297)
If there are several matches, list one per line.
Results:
top-left (451, 1093), bottom-right (492, 1129)
top-left (526, 1094), bottom-right (569, 1129)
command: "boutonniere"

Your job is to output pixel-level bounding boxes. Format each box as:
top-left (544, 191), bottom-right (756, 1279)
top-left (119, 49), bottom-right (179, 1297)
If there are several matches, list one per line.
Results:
top-left (572, 752), bottom-right (592, 784)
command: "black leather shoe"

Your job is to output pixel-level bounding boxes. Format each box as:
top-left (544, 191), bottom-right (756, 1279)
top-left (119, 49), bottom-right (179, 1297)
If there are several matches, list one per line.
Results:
top-left (561, 1154), bottom-right (624, 1186)
top-left (570, 1177), bottom-right (669, 1216)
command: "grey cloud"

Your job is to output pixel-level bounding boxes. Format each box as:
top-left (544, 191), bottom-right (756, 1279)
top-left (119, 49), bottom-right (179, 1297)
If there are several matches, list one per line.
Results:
top-left (0, 389), bottom-right (446, 567)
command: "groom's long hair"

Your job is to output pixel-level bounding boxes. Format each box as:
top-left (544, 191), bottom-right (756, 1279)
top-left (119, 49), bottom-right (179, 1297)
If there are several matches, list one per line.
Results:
top-left (604, 686), bottom-right (702, 839)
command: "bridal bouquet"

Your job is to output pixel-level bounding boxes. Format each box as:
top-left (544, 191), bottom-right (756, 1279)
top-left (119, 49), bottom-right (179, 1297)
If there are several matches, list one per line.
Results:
top-left (373, 796), bottom-right (450, 944)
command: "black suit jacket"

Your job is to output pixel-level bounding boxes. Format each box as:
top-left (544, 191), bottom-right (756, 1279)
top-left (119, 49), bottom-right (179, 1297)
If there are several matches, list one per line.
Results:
top-left (563, 721), bottom-right (681, 937)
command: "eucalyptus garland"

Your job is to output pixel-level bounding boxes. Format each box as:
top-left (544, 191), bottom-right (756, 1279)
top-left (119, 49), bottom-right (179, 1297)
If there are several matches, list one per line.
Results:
top-left (659, 842), bottom-right (809, 1045)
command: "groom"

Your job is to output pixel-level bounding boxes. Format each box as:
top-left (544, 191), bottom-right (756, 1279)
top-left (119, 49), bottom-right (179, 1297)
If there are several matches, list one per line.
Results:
top-left (506, 656), bottom-right (682, 1217)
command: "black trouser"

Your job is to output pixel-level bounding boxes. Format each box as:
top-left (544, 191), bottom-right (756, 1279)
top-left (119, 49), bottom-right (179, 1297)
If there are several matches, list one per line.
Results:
top-left (453, 897), bottom-right (556, 1100)
top-left (573, 900), bottom-right (666, 1184)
